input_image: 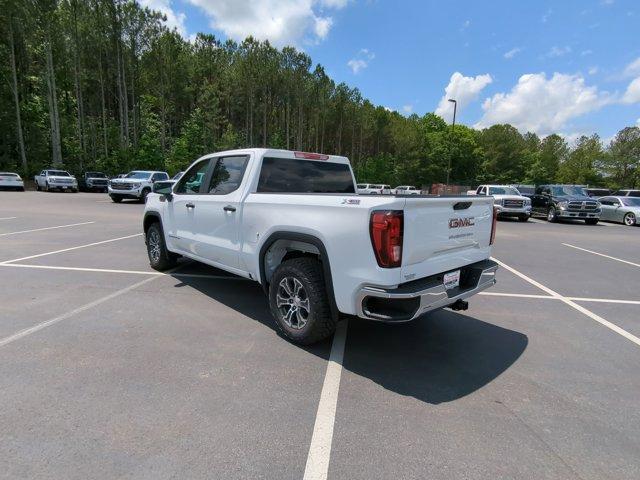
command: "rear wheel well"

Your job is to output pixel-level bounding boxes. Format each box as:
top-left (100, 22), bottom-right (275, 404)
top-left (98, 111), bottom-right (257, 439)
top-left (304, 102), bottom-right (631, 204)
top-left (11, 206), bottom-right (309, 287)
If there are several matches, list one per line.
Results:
top-left (263, 239), bottom-right (321, 285)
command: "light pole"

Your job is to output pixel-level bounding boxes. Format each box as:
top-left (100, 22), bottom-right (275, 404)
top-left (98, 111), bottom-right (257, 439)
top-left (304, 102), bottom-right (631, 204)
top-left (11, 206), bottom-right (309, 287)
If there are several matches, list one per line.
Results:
top-left (446, 98), bottom-right (457, 189)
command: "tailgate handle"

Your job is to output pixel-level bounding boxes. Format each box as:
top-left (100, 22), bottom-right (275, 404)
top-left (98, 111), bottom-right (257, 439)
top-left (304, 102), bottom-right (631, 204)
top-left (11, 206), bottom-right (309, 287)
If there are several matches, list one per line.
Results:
top-left (453, 201), bottom-right (472, 210)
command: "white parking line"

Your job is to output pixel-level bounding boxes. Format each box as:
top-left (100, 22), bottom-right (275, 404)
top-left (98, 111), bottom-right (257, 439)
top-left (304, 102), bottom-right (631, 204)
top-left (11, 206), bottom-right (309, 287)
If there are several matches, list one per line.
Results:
top-left (304, 320), bottom-right (348, 480)
top-left (479, 291), bottom-right (640, 305)
top-left (528, 218), bottom-right (546, 224)
top-left (0, 217), bottom-right (17, 220)
top-left (563, 243), bottom-right (640, 269)
top-left (0, 221), bottom-right (94, 237)
top-left (0, 233), bottom-right (142, 264)
top-left (0, 274), bottom-right (160, 348)
top-left (492, 257), bottom-right (640, 347)
top-left (0, 262), bottom-right (251, 281)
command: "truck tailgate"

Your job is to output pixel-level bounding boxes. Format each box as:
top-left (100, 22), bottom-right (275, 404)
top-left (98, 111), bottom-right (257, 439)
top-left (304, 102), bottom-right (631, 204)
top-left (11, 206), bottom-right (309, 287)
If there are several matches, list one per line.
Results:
top-left (400, 196), bottom-right (494, 282)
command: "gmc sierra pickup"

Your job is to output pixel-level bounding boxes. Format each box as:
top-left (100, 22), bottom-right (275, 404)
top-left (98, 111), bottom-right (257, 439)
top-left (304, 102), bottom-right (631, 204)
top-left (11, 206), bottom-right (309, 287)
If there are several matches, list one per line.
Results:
top-left (143, 149), bottom-right (498, 344)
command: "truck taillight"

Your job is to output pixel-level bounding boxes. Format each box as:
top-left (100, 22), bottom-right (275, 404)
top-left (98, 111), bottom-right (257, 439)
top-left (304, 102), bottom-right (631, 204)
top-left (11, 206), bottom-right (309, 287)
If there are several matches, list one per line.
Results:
top-left (370, 210), bottom-right (403, 268)
top-left (490, 206), bottom-right (498, 245)
top-left (294, 151), bottom-right (329, 160)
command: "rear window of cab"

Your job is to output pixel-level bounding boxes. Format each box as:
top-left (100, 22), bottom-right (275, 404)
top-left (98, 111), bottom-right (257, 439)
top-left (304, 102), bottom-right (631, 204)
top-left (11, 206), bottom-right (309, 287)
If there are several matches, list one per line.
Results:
top-left (257, 157), bottom-right (355, 194)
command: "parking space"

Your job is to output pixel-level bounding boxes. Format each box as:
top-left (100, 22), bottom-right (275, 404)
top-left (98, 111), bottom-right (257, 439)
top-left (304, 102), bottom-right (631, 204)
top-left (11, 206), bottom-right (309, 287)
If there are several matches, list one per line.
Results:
top-left (1, 191), bottom-right (639, 480)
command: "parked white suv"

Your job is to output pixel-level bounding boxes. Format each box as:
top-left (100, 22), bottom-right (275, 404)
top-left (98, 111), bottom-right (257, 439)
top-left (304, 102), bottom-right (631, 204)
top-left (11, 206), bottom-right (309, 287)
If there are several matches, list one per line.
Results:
top-left (109, 170), bottom-right (169, 203)
top-left (144, 149), bottom-right (498, 344)
top-left (472, 185), bottom-right (531, 222)
top-left (34, 169), bottom-right (78, 192)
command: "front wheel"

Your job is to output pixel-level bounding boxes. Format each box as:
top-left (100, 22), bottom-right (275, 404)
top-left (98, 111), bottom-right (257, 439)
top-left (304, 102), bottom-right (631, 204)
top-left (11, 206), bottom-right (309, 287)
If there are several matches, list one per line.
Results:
top-left (269, 258), bottom-right (336, 345)
top-left (547, 207), bottom-right (558, 223)
top-left (141, 188), bottom-right (151, 203)
top-left (585, 218), bottom-right (599, 225)
top-left (146, 222), bottom-right (177, 271)
top-left (110, 195), bottom-right (122, 203)
top-left (623, 212), bottom-right (636, 226)
top-left (36, 183), bottom-right (41, 191)
top-left (518, 214), bottom-right (529, 222)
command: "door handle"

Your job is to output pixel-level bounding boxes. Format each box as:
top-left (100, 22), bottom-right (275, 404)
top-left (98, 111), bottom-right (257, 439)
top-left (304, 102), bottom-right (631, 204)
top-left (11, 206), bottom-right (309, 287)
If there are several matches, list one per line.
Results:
top-left (223, 205), bottom-right (236, 212)
top-left (186, 202), bottom-right (195, 209)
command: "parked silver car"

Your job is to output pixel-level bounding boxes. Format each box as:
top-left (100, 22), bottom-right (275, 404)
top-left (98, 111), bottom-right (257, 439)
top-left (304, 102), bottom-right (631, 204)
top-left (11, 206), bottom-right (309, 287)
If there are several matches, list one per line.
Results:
top-left (598, 196), bottom-right (640, 226)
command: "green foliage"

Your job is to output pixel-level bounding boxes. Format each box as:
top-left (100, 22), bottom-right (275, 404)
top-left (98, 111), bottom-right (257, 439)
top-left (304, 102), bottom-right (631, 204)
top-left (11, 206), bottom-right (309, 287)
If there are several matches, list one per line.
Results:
top-left (557, 135), bottom-right (604, 185)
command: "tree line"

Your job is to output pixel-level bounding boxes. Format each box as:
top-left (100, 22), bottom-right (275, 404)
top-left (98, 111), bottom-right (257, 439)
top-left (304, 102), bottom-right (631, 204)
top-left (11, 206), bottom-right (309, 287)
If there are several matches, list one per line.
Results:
top-left (1, 0), bottom-right (639, 189)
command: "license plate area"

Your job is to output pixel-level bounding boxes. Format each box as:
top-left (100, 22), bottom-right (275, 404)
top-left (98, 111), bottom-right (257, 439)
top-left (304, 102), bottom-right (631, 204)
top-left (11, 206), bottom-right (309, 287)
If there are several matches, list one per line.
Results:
top-left (444, 270), bottom-right (460, 290)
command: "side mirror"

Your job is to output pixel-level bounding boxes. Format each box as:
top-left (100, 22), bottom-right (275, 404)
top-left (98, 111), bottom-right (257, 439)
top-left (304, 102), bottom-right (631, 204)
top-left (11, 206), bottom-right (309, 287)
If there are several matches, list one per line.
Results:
top-left (153, 181), bottom-right (174, 200)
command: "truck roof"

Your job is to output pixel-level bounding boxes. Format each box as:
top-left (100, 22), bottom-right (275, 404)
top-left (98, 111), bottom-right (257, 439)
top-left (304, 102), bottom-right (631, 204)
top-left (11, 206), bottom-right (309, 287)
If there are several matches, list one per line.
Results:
top-left (202, 148), bottom-right (350, 165)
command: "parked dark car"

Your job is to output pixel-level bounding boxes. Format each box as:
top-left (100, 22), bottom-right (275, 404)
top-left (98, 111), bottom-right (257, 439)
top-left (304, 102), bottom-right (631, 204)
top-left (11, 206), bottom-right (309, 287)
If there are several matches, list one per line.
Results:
top-left (531, 185), bottom-right (601, 224)
top-left (585, 187), bottom-right (610, 198)
top-left (79, 171), bottom-right (109, 192)
top-left (612, 189), bottom-right (640, 197)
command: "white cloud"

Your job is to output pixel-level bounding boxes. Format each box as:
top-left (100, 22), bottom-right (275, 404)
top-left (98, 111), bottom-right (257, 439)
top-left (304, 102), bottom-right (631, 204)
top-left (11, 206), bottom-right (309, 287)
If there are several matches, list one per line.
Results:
top-left (637, 118), bottom-right (640, 127)
top-left (581, 49), bottom-right (593, 56)
top-left (347, 59), bottom-right (367, 74)
top-left (622, 77), bottom-right (640, 104)
top-left (434, 72), bottom-right (493, 121)
top-left (503, 47), bottom-right (521, 59)
top-left (588, 66), bottom-right (599, 75)
top-left (186, 0), bottom-right (348, 47)
top-left (347, 49), bottom-right (375, 74)
top-left (541, 9), bottom-right (552, 23)
top-left (601, 0), bottom-right (614, 5)
top-left (461, 19), bottom-right (471, 29)
top-left (402, 105), bottom-right (413, 114)
top-left (542, 45), bottom-right (572, 58)
top-left (475, 73), bottom-right (612, 135)
top-left (314, 16), bottom-right (333, 39)
top-left (623, 57), bottom-right (640, 78)
top-left (140, 0), bottom-right (187, 36)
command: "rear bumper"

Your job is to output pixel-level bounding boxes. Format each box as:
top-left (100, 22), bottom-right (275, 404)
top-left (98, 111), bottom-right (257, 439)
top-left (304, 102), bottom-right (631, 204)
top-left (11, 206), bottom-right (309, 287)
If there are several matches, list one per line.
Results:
top-left (355, 259), bottom-right (498, 322)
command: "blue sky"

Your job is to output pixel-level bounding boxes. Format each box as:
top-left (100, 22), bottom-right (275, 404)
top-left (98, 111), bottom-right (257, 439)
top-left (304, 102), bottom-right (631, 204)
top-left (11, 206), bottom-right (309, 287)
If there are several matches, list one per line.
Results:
top-left (143, 0), bottom-right (640, 143)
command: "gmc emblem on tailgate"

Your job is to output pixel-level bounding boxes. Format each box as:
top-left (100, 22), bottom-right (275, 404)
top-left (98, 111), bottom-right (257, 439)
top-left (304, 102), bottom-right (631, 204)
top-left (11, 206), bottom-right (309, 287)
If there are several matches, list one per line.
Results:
top-left (449, 217), bottom-right (475, 228)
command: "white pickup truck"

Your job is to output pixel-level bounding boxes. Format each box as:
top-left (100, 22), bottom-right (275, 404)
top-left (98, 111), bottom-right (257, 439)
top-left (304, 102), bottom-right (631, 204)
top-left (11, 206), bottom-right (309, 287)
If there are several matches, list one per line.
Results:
top-left (144, 149), bottom-right (498, 344)
top-left (34, 169), bottom-right (78, 192)
top-left (470, 185), bottom-right (532, 222)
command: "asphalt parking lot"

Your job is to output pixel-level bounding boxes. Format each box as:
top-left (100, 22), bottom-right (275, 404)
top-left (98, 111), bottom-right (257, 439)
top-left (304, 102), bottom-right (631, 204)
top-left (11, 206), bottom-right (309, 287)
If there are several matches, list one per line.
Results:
top-left (1, 191), bottom-right (639, 480)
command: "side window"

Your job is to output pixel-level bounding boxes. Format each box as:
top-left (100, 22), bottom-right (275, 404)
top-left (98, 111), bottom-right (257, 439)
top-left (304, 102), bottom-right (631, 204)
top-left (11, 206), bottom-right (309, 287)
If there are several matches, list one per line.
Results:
top-left (175, 159), bottom-right (211, 194)
top-left (151, 172), bottom-right (168, 182)
top-left (478, 186), bottom-right (486, 195)
top-left (207, 156), bottom-right (248, 195)
top-left (544, 187), bottom-right (551, 195)
top-left (600, 198), bottom-right (611, 206)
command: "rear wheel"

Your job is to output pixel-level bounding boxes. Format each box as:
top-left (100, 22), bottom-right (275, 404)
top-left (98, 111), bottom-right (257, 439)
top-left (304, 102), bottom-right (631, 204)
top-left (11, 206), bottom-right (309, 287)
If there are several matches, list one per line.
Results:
top-left (146, 222), bottom-right (177, 271)
top-left (623, 212), bottom-right (636, 226)
top-left (585, 218), bottom-right (599, 225)
top-left (547, 206), bottom-right (558, 223)
top-left (269, 258), bottom-right (336, 345)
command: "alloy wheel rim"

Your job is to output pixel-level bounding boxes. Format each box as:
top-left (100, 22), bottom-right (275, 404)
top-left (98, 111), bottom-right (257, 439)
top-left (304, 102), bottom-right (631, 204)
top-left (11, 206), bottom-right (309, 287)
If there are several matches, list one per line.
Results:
top-left (276, 276), bottom-right (310, 330)
top-left (625, 213), bottom-right (635, 225)
top-left (148, 230), bottom-right (161, 263)
top-left (548, 209), bottom-right (554, 221)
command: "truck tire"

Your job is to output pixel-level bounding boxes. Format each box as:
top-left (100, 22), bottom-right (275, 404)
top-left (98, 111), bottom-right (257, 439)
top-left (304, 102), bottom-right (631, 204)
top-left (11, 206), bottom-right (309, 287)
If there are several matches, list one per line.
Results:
top-left (111, 195), bottom-right (122, 203)
top-left (141, 188), bottom-right (151, 203)
top-left (269, 258), bottom-right (337, 345)
top-left (518, 214), bottom-right (529, 222)
top-left (36, 183), bottom-right (41, 191)
top-left (146, 222), bottom-right (177, 271)
top-left (547, 206), bottom-right (558, 223)
top-left (585, 218), bottom-right (599, 225)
